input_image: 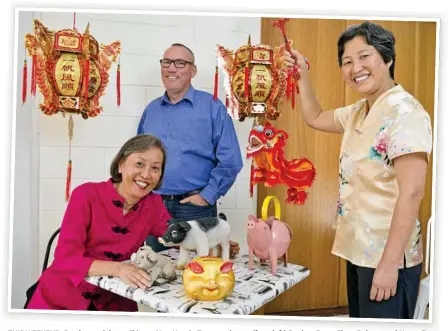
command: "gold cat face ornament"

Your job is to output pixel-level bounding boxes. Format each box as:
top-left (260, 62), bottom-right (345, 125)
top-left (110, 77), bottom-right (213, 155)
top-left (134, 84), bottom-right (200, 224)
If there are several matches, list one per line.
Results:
top-left (182, 256), bottom-right (235, 301)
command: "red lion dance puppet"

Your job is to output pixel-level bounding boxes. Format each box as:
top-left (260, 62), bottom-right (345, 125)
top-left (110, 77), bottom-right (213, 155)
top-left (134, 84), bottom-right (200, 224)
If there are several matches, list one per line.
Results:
top-left (246, 122), bottom-right (316, 205)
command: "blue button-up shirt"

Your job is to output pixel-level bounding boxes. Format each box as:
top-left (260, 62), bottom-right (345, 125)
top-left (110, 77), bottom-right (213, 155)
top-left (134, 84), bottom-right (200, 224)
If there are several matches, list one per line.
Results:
top-left (137, 85), bottom-right (243, 205)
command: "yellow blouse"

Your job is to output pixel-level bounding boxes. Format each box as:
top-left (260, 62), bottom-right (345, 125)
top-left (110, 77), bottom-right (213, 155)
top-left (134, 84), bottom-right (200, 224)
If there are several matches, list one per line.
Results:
top-left (332, 84), bottom-right (433, 269)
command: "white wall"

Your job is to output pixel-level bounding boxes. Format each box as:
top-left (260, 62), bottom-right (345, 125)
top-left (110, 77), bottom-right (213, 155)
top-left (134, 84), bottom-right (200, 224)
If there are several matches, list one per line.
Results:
top-left (11, 10), bottom-right (40, 309)
top-left (12, 11), bottom-right (260, 303)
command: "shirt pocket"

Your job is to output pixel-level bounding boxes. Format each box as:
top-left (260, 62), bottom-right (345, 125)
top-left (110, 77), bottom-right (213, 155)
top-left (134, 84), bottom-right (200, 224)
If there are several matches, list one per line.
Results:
top-left (173, 113), bottom-right (213, 151)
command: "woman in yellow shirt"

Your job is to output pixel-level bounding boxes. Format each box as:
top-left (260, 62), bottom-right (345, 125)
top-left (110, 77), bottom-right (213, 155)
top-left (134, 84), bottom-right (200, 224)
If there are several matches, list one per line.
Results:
top-left (284, 21), bottom-right (432, 319)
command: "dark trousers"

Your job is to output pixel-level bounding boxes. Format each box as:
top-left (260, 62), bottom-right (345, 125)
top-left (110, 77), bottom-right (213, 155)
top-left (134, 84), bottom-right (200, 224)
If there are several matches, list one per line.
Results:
top-left (146, 199), bottom-right (217, 252)
top-left (346, 260), bottom-right (422, 319)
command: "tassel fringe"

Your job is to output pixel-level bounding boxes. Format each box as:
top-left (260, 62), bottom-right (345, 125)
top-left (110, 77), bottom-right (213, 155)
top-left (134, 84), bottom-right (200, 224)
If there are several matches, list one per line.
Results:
top-left (213, 65), bottom-right (218, 101)
top-left (117, 63), bottom-right (121, 106)
top-left (22, 59), bottom-right (27, 104)
top-left (31, 55), bottom-right (37, 96)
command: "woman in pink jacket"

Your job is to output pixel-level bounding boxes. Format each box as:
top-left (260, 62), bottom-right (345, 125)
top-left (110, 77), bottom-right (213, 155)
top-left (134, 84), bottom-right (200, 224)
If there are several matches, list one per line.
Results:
top-left (25, 134), bottom-right (171, 311)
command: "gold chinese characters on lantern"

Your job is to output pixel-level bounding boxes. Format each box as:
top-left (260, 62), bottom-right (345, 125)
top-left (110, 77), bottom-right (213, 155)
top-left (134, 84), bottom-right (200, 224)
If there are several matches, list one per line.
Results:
top-left (216, 36), bottom-right (288, 122)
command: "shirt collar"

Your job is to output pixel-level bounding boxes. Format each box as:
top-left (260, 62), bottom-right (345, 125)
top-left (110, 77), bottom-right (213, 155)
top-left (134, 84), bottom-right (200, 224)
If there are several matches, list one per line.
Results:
top-left (357, 84), bottom-right (403, 113)
top-left (105, 178), bottom-right (126, 208)
top-left (162, 85), bottom-right (195, 105)
top-left (106, 178), bottom-right (151, 209)
top-left (368, 83), bottom-right (403, 110)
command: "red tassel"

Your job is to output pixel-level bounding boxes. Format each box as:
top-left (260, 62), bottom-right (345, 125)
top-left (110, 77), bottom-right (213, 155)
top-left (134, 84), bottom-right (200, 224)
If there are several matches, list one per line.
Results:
top-left (225, 94), bottom-right (229, 108)
top-left (22, 59), bottom-right (27, 104)
top-left (249, 161), bottom-right (254, 197)
top-left (286, 71), bottom-right (293, 99)
top-left (66, 115), bottom-right (74, 202)
top-left (84, 58), bottom-right (90, 101)
top-left (213, 66), bottom-right (218, 100)
top-left (291, 80), bottom-right (296, 109)
top-left (244, 64), bottom-right (249, 99)
top-left (117, 63), bottom-right (121, 107)
top-left (65, 160), bottom-right (72, 201)
top-left (31, 54), bottom-right (37, 96)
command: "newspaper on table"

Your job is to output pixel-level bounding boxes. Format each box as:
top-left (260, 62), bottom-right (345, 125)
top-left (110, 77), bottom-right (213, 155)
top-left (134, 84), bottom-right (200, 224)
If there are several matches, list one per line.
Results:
top-left (85, 248), bottom-right (310, 315)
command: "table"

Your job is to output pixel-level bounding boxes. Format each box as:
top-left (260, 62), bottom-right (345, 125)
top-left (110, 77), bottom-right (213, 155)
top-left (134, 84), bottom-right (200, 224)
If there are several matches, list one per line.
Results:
top-left (85, 248), bottom-right (310, 315)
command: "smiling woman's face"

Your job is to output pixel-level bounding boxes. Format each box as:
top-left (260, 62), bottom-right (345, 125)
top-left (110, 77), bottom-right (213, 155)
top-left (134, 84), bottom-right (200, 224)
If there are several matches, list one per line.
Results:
top-left (117, 147), bottom-right (164, 203)
top-left (340, 35), bottom-right (392, 98)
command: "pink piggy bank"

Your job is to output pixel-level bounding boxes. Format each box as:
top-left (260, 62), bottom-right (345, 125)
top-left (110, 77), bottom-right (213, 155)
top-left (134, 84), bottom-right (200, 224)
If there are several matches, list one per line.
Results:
top-left (247, 214), bottom-right (292, 274)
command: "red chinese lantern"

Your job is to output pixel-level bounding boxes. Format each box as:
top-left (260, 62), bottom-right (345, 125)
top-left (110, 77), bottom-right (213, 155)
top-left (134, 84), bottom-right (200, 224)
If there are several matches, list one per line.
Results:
top-left (24, 18), bottom-right (121, 201)
top-left (216, 36), bottom-right (288, 122)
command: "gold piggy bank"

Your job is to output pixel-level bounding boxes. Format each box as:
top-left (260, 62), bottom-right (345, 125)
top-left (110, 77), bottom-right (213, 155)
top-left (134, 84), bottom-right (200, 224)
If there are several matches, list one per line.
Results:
top-left (182, 256), bottom-right (235, 301)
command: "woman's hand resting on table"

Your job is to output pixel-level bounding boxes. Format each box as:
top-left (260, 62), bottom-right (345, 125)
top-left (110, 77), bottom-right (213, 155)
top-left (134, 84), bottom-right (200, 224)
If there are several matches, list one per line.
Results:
top-left (116, 263), bottom-right (151, 289)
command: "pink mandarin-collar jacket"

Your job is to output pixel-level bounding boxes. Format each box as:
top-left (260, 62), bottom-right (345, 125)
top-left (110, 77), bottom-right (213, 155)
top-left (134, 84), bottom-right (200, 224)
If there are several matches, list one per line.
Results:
top-left (27, 179), bottom-right (170, 311)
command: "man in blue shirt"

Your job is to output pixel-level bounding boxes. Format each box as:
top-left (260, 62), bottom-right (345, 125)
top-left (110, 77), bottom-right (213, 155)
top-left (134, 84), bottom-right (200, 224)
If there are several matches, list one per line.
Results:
top-left (137, 43), bottom-right (243, 253)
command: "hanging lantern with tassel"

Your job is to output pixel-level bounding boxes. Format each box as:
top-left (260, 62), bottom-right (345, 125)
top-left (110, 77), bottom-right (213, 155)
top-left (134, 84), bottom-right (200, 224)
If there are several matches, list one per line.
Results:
top-left (216, 35), bottom-right (290, 122)
top-left (24, 17), bottom-right (121, 201)
top-left (24, 18), bottom-right (121, 117)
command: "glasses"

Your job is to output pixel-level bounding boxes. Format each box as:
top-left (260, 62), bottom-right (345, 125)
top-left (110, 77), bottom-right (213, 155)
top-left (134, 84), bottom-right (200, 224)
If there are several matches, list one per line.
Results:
top-left (160, 59), bottom-right (194, 68)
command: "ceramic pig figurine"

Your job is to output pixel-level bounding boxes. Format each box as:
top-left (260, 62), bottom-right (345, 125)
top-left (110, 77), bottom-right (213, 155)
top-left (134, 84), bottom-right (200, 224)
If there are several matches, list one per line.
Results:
top-left (247, 214), bottom-right (292, 274)
top-left (158, 213), bottom-right (231, 270)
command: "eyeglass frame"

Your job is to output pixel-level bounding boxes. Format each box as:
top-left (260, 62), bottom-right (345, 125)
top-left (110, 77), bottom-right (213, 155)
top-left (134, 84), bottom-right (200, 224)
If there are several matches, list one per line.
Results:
top-left (159, 58), bottom-right (195, 68)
